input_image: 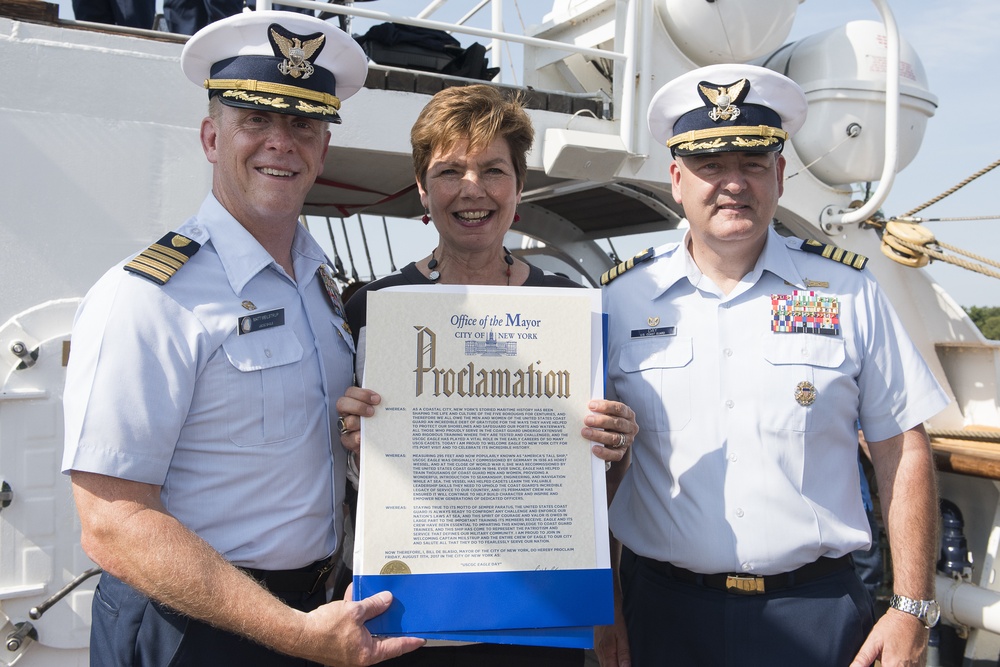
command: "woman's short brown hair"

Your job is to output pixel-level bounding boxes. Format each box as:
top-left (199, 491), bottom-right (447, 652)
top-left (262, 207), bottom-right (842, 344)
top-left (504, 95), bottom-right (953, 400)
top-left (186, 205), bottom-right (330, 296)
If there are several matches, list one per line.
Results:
top-left (411, 84), bottom-right (534, 189)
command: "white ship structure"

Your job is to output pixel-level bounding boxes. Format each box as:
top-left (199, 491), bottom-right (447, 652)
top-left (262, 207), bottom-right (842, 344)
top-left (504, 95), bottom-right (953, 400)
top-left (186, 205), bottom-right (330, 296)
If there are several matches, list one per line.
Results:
top-left (2, 0), bottom-right (999, 664)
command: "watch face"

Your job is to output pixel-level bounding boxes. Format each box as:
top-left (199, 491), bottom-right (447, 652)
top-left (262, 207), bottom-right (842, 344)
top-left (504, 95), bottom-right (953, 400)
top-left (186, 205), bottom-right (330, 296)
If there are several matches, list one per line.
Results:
top-left (925, 600), bottom-right (941, 628)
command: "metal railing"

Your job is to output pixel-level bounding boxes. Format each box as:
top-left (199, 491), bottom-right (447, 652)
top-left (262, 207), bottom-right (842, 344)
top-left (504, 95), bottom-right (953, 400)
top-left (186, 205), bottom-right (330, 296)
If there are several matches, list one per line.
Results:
top-left (257, 0), bottom-right (628, 66)
top-left (255, 0), bottom-right (641, 143)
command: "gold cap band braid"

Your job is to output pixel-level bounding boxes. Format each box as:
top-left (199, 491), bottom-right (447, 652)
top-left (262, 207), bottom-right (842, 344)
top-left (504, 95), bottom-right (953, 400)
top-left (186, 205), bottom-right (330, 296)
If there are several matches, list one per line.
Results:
top-left (666, 124), bottom-right (788, 149)
top-left (205, 78), bottom-right (341, 110)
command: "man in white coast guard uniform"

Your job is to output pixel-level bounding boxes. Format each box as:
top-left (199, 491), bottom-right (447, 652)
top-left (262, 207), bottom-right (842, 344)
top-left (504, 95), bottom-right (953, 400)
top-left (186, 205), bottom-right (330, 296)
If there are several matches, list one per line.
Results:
top-left (595, 64), bottom-right (949, 667)
top-left (61, 11), bottom-right (422, 666)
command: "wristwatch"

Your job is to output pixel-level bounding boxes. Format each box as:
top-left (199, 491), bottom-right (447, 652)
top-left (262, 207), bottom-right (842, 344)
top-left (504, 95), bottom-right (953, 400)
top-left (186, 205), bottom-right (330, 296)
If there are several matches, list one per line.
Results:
top-left (889, 594), bottom-right (941, 628)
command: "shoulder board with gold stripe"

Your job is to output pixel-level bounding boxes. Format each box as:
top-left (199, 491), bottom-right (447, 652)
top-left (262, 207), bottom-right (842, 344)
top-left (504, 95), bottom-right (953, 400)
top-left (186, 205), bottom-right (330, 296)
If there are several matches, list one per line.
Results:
top-left (601, 247), bottom-right (655, 286)
top-left (124, 233), bottom-right (201, 285)
top-left (797, 239), bottom-right (868, 270)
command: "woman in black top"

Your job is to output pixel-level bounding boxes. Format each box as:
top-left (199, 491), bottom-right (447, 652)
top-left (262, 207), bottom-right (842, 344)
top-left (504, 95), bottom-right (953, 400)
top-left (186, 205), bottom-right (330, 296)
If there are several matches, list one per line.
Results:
top-left (336, 84), bottom-right (638, 667)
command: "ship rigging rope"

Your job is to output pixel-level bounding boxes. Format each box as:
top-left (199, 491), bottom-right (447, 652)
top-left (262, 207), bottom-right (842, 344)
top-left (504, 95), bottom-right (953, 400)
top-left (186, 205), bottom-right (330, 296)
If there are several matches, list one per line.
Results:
top-left (873, 157), bottom-right (1000, 276)
top-left (356, 214), bottom-right (376, 279)
top-left (340, 217), bottom-right (360, 283)
top-left (382, 216), bottom-right (398, 273)
top-left (927, 428), bottom-right (1000, 444)
top-left (898, 215), bottom-right (999, 223)
top-left (901, 157), bottom-right (1000, 218)
top-left (785, 130), bottom-right (860, 180)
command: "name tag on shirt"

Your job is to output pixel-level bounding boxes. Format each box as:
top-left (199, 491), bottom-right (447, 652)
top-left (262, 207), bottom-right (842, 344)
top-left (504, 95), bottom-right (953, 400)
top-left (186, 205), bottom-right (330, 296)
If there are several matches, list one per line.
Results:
top-left (631, 326), bottom-right (677, 338)
top-left (238, 308), bottom-right (285, 335)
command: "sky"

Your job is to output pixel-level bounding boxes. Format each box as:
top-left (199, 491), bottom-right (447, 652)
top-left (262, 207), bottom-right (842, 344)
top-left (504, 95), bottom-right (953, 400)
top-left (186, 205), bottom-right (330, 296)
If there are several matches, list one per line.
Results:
top-left (53, 0), bottom-right (1000, 306)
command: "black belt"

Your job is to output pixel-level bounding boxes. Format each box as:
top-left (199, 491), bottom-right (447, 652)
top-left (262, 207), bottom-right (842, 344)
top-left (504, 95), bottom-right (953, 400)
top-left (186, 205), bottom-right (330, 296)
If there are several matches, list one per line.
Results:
top-left (637, 554), bottom-right (852, 595)
top-left (240, 555), bottom-right (337, 594)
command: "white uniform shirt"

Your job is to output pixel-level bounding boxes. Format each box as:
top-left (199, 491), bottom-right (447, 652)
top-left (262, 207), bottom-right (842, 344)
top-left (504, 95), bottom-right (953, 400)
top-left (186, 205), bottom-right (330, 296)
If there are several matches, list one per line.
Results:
top-left (605, 227), bottom-right (948, 575)
top-left (62, 195), bottom-right (355, 569)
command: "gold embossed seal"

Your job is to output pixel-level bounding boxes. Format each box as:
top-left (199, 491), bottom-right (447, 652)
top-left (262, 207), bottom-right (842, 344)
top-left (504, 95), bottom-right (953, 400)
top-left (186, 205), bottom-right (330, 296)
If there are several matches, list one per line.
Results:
top-left (794, 381), bottom-right (817, 407)
top-left (380, 560), bottom-right (411, 575)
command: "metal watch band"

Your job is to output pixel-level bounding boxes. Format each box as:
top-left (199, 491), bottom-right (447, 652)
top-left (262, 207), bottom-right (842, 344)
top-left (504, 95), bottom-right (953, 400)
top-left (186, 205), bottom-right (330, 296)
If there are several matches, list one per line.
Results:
top-left (889, 594), bottom-right (938, 628)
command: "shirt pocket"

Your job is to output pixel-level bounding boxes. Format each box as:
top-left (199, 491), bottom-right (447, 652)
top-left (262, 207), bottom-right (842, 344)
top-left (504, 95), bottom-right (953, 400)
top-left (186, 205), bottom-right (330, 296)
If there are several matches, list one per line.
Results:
top-left (617, 336), bottom-right (693, 433)
top-left (762, 334), bottom-right (846, 433)
top-left (222, 329), bottom-right (308, 446)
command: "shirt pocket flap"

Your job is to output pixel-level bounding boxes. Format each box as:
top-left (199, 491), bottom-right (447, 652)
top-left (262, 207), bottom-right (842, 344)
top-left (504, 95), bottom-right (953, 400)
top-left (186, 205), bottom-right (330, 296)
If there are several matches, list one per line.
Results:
top-left (763, 334), bottom-right (845, 368)
top-left (223, 329), bottom-right (304, 372)
top-left (619, 336), bottom-right (693, 372)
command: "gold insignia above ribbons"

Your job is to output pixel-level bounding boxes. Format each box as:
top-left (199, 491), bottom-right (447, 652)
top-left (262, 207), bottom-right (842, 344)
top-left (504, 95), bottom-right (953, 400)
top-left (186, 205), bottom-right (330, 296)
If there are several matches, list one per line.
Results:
top-left (380, 560), bottom-right (411, 575)
top-left (783, 279), bottom-right (829, 288)
top-left (124, 232), bottom-right (201, 285)
top-left (798, 239), bottom-right (868, 270)
top-left (795, 381), bottom-right (817, 407)
top-left (601, 247), bottom-right (656, 286)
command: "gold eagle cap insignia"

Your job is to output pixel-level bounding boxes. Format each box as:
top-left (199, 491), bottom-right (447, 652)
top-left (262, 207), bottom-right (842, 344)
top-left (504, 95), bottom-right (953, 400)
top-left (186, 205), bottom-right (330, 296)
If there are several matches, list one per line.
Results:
top-left (699, 78), bottom-right (747, 122)
top-left (271, 29), bottom-right (324, 79)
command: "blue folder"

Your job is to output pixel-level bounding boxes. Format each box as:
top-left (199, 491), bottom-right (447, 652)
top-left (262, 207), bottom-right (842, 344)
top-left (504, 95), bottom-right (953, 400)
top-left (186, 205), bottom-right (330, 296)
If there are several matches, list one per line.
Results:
top-left (354, 568), bottom-right (613, 646)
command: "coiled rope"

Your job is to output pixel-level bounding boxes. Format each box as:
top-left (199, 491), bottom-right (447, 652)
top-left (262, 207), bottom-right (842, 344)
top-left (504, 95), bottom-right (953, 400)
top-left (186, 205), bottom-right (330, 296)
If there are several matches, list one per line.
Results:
top-left (875, 158), bottom-right (1000, 276)
top-left (881, 221), bottom-right (1000, 279)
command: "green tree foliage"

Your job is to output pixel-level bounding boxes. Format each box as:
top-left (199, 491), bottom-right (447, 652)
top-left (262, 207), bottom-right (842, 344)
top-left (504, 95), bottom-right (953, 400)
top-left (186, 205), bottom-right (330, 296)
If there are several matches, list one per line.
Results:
top-left (964, 306), bottom-right (1000, 341)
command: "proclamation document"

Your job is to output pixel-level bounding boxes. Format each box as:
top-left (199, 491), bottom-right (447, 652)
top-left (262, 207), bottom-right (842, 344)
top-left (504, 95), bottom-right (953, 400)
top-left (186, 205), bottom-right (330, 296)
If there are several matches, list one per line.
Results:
top-left (353, 285), bottom-right (612, 646)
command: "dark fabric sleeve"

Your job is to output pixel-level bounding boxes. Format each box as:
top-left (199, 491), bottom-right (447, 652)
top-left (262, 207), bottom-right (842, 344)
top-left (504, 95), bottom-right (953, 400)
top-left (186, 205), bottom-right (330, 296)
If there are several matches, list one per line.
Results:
top-left (344, 263), bottom-right (427, 347)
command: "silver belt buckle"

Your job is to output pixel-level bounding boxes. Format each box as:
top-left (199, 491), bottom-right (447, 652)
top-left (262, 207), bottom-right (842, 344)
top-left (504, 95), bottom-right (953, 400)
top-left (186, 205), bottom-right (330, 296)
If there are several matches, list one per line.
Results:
top-left (726, 574), bottom-right (765, 595)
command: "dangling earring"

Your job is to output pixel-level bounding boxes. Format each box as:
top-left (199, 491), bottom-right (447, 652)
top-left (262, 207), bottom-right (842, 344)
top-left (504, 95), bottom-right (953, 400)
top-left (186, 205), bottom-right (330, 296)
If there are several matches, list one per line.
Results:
top-left (421, 211), bottom-right (431, 225)
top-left (513, 213), bottom-right (521, 223)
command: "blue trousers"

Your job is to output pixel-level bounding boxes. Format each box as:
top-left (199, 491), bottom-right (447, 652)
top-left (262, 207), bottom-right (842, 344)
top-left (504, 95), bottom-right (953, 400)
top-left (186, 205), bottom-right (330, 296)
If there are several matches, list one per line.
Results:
top-left (620, 547), bottom-right (875, 667)
top-left (90, 572), bottom-right (326, 667)
top-left (853, 507), bottom-right (885, 602)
